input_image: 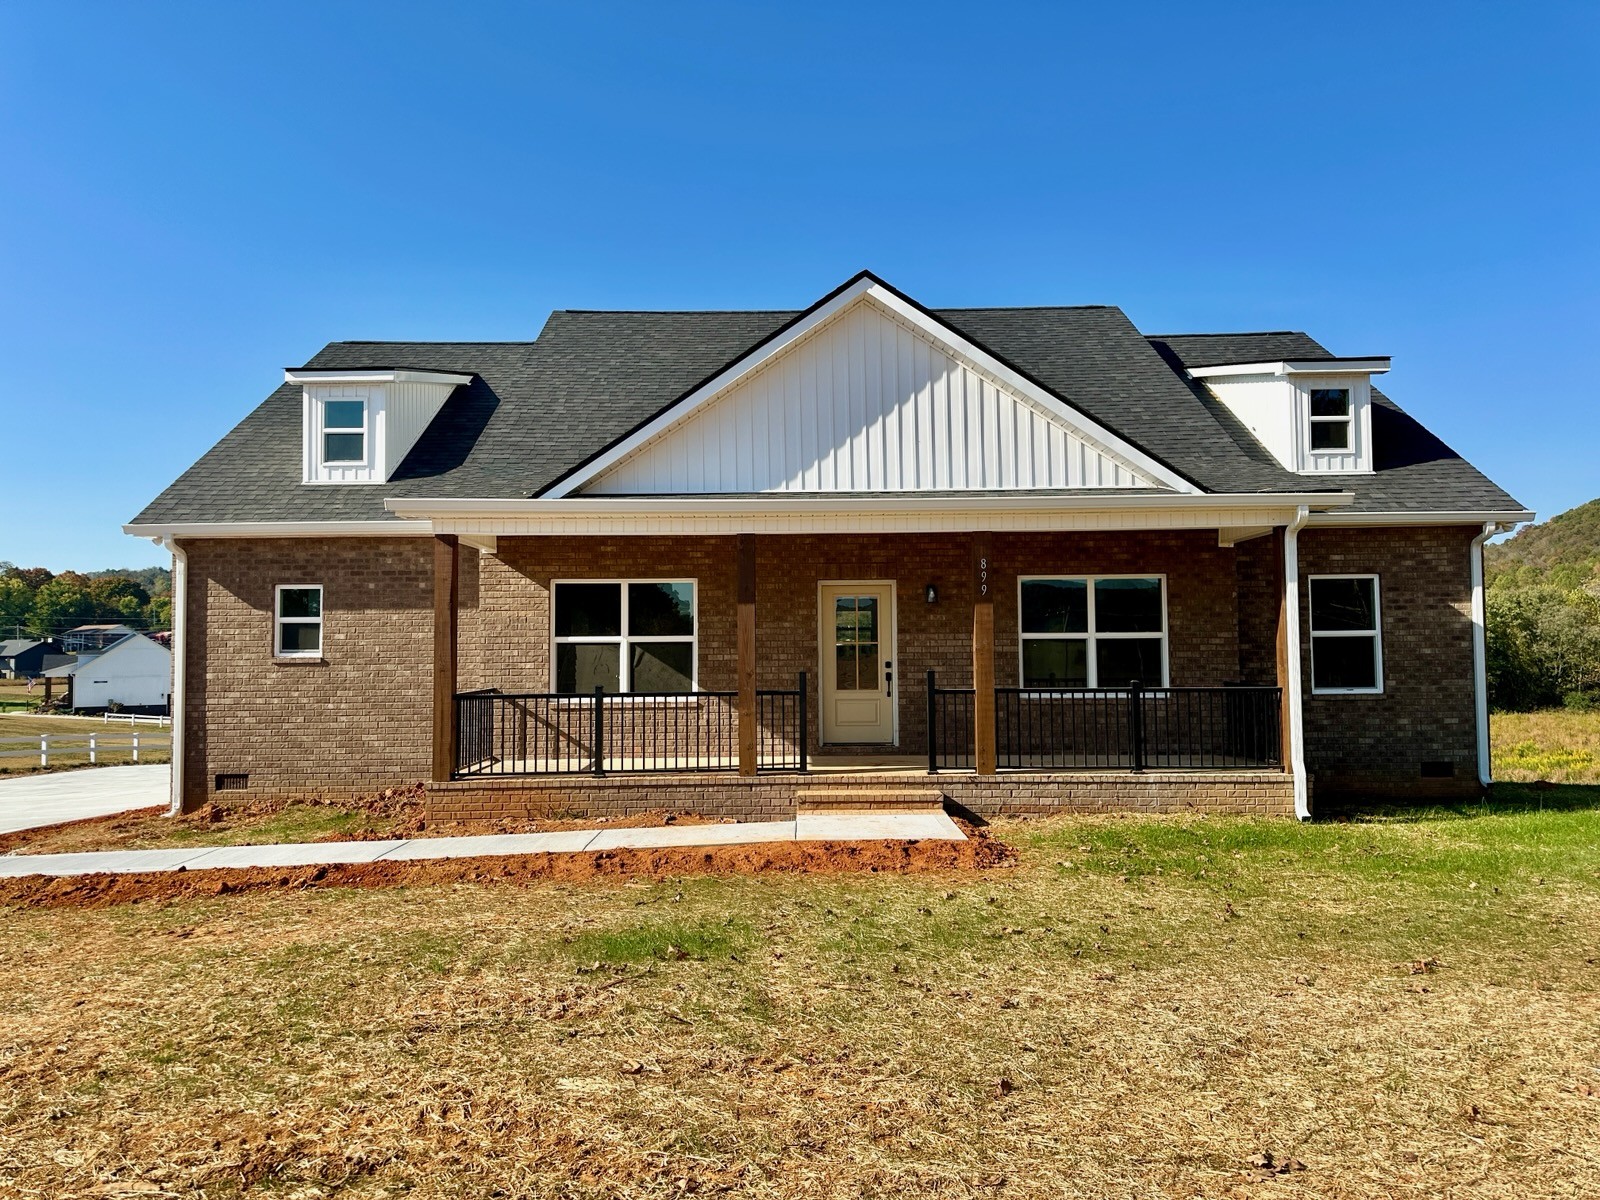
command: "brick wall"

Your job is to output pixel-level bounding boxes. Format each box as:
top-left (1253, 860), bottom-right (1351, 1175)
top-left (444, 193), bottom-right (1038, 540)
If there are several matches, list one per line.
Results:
top-left (179, 537), bottom-right (435, 810)
top-left (1297, 526), bottom-right (1479, 798)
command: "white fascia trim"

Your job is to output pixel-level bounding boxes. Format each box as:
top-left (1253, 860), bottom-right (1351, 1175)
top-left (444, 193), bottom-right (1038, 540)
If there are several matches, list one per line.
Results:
top-left (388, 491), bottom-right (1352, 519)
top-left (285, 369), bottom-right (474, 387)
top-left (544, 279), bottom-right (1199, 497)
top-left (1306, 510), bottom-right (1534, 528)
top-left (123, 520), bottom-right (434, 539)
top-left (1188, 359), bottom-right (1391, 378)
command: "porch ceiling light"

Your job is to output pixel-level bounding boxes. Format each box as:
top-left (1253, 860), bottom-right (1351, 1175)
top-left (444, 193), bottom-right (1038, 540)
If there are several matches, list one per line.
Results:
top-left (925, 583), bottom-right (938, 605)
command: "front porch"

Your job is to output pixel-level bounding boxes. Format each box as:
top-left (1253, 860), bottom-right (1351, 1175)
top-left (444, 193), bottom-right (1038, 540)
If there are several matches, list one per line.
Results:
top-left (426, 520), bottom-right (1307, 819)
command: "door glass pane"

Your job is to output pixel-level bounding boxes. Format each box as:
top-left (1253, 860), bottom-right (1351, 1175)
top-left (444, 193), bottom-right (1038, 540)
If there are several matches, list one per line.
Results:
top-left (1313, 635), bottom-right (1378, 689)
top-left (857, 642), bottom-right (879, 690)
top-left (556, 643), bottom-right (620, 693)
top-left (1093, 578), bottom-right (1162, 633)
top-left (630, 642), bottom-right (692, 692)
top-left (1096, 638), bottom-right (1163, 687)
top-left (1310, 578), bottom-right (1376, 632)
top-left (834, 597), bottom-right (857, 644)
top-left (855, 597), bottom-right (878, 645)
top-left (628, 583), bottom-right (694, 636)
top-left (555, 583), bottom-right (622, 637)
top-left (1022, 639), bottom-right (1087, 687)
top-left (835, 642), bottom-right (855, 690)
top-left (1021, 579), bottom-right (1087, 633)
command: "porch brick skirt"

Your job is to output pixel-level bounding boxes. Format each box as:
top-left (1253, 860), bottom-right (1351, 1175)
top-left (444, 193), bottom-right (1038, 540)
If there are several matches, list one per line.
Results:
top-left (425, 770), bottom-right (1298, 824)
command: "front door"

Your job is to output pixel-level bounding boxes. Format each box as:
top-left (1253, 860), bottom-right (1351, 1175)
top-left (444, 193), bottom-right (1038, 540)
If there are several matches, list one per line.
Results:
top-left (819, 582), bottom-right (896, 744)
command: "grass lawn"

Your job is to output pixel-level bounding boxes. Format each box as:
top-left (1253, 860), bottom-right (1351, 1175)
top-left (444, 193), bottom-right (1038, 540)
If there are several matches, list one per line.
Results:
top-left (2, 789), bottom-right (1598, 1197)
top-left (0, 712), bottom-right (171, 775)
top-left (1494, 709), bottom-right (1600, 783)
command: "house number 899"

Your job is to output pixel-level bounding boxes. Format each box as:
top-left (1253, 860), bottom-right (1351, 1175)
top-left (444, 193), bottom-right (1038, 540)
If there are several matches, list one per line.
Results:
top-left (977, 556), bottom-right (988, 597)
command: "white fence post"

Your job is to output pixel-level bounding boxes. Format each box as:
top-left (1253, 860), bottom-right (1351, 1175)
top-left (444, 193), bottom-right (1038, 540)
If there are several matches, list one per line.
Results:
top-left (133, 733), bottom-right (140, 763)
top-left (39, 734), bottom-right (48, 768)
top-left (89, 734), bottom-right (97, 765)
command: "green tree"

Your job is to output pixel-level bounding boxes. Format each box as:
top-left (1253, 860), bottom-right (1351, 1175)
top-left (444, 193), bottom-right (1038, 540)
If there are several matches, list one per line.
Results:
top-left (0, 576), bottom-right (33, 635)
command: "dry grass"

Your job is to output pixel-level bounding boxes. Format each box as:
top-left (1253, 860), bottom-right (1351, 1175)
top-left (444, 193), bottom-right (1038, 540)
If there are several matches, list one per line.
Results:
top-left (0, 712), bottom-right (171, 776)
top-left (1492, 709), bottom-right (1600, 783)
top-left (2, 798), bottom-right (1598, 1197)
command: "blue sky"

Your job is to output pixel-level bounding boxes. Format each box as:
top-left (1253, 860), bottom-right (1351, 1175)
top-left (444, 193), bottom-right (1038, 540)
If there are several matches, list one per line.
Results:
top-left (2, 1), bottom-right (1595, 571)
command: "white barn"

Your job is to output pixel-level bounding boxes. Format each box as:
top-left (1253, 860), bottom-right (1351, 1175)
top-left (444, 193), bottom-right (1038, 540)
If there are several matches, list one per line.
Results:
top-left (44, 632), bottom-right (172, 712)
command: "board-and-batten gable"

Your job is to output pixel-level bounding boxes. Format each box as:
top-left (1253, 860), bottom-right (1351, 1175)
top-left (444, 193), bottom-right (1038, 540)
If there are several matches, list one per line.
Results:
top-left (583, 296), bottom-right (1171, 496)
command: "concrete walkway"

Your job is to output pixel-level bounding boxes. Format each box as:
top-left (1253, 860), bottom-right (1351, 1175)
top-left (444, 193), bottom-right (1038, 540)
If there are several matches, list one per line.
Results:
top-left (0, 809), bottom-right (965, 878)
top-left (0, 764), bottom-right (169, 835)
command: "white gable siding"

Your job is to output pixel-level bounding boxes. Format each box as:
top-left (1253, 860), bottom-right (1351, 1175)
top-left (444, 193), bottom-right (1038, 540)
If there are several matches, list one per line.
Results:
top-left (382, 380), bottom-right (455, 478)
top-left (588, 300), bottom-right (1160, 495)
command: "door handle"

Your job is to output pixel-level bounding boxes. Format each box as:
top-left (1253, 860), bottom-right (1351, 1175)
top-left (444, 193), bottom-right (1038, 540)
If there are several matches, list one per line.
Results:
top-left (885, 660), bottom-right (893, 698)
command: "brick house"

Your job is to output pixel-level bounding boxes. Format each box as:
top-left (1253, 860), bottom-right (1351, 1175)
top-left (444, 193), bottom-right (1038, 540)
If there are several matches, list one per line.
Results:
top-left (127, 272), bottom-right (1530, 821)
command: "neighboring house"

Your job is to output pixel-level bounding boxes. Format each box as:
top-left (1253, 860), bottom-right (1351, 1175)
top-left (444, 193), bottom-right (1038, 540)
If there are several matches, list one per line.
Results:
top-left (126, 271), bottom-right (1531, 819)
top-left (42, 633), bottom-right (172, 712)
top-left (62, 623), bottom-right (137, 654)
top-left (0, 638), bottom-right (62, 679)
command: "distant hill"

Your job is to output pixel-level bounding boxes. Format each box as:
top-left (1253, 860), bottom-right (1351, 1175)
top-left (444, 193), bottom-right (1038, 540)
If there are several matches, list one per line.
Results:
top-left (1486, 498), bottom-right (1600, 591)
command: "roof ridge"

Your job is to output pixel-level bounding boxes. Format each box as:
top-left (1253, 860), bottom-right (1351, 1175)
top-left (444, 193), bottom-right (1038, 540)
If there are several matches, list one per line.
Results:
top-left (1147, 330), bottom-right (1306, 338)
top-left (326, 339), bottom-right (540, 346)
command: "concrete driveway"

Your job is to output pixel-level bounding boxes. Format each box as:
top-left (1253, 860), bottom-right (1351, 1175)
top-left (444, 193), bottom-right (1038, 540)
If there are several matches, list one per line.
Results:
top-left (0, 765), bottom-right (169, 835)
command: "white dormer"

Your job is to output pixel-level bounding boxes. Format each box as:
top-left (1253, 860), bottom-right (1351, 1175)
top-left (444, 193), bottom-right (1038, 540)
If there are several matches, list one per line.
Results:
top-left (288, 369), bottom-right (472, 485)
top-left (1186, 357), bottom-right (1389, 475)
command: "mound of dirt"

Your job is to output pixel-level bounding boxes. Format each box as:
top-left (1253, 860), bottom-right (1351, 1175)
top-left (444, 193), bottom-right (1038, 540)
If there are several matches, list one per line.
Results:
top-left (0, 824), bottom-right (1015, 909)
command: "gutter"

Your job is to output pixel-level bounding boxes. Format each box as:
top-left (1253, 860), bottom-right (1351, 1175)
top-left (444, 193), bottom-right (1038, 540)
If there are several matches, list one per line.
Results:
top-left (156, 536), bottom-right (187, 816)
top-left (1284, 505), bottom-right (1311, 820)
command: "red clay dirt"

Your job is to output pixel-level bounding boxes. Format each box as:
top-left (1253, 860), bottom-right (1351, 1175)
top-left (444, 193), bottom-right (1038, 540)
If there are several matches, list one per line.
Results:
top-left (0, 823), bottom-right (1015, 909)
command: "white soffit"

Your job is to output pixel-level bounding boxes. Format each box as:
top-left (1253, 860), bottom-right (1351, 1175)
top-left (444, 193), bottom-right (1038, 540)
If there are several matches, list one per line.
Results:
top-left (552, 281), bottom-right (1197, 497)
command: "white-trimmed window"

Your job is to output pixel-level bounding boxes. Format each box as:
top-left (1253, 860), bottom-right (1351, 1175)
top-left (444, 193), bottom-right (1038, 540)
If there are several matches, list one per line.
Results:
top-left (322, 399), bottom-right (367, 464)
top-left (1308, 388), bottom-right (1352, 452)
top-left (552, 580), bottom-right (696, 694)
top-left (274, 585), bottom-right (323, 658)
top-left (1018, 575), bottom-right (1168, 688)
top-left (1309, 575), bottom-right (1383, 694)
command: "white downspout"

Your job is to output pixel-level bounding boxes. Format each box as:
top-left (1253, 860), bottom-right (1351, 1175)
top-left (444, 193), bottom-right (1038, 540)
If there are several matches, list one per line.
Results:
top-left (157, 537), bottom-right (187, 816)
top-left (1284, 505), bottom-right (1311, 820)
top-left (1469, 521), bottom-right (1498, 789)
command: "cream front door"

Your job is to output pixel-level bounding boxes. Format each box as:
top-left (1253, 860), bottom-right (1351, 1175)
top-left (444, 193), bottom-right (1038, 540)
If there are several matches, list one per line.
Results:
top-left (819, 582), bottom-right (896, 744)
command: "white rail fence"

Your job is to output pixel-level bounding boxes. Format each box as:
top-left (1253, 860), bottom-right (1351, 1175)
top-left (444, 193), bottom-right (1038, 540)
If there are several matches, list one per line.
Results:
top-left (0, 732), bottom-right (173, 768)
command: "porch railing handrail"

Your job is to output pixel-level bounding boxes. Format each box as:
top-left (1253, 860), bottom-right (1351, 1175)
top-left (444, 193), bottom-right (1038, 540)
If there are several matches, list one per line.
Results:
top-left (929, 672), bottom-right (1282, 773)
top-left (454, 673), bottom-right (807, 777)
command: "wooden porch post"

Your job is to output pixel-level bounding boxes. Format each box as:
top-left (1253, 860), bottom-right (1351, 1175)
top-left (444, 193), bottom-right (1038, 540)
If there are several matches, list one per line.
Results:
top-left (431, 534), bottom-right (459, 784)
top-left (736, 533), bottom-right (757, 776)
top-left (972, 532), bottom-right (997, 775)
top-left (1272, 527), bottom-right (1293, 773)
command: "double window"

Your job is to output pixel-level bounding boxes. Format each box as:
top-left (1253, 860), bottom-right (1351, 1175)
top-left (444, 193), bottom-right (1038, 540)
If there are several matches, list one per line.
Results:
top-left (274, 585), bottom-right (323, 658)
top-left (553, 580), bottom-right (696, 694)
top-left (1019, 576), bottom-right (1167, 688)
top-left (322, 399), bottom-right (367, 464)
top-left (1308, 388), bottom-right (1352, 452)
top-left (1309, 575), bottom-right (1383, 694)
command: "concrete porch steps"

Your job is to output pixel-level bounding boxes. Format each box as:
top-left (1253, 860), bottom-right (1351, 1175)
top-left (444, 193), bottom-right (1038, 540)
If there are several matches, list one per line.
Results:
top-left (795, 787), bottom-right (947, 815)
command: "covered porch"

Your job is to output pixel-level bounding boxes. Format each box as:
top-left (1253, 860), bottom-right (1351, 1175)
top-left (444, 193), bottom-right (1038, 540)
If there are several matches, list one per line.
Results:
top-left (412, 492), bottom-right (1341, 817)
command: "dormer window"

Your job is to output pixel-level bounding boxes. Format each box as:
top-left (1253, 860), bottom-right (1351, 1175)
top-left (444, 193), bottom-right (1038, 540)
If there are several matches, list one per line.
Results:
top-left (1186, 357), bottom-right (1387, 476)
top-left (1308, 389), bottom-right (1351, 451)
top-left (288, 368), bottom-right (472, 485)
top-left (322, 399), bottom-right (367, 464)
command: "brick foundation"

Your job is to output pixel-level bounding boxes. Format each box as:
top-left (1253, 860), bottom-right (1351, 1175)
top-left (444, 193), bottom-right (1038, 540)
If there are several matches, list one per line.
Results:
top-left (427, 770), bottom-right (1298, 823)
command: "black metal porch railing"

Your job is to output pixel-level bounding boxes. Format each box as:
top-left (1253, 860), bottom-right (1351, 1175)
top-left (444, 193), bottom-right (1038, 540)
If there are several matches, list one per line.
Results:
top-left (926, 671), bottom-right (977, 772)
top-left (454, 673), bottom-right (807, 777)
top-left (756, 672), bottom-right (808, 772)
top-left (926, 673), bottom-right (1282, 773)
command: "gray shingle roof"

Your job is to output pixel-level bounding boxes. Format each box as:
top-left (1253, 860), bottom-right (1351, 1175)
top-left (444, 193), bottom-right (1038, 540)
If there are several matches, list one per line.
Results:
top-left (131, 284), bottom-right (1523, 524)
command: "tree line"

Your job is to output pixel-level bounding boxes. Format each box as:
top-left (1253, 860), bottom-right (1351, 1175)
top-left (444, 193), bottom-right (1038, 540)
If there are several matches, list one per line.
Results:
top-left (0, 563), bottom-right (172, 641)
top-left (1486, 563), bottom-right (1600, 711)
